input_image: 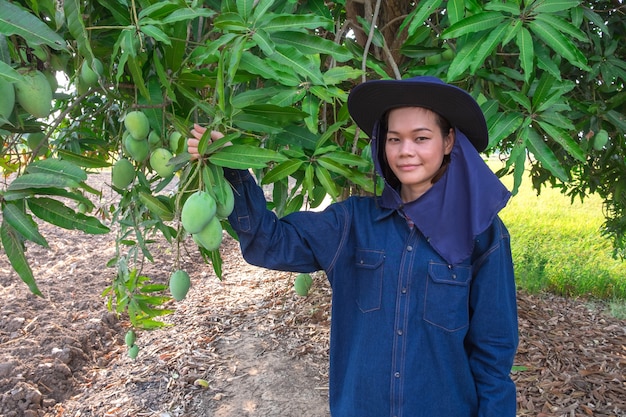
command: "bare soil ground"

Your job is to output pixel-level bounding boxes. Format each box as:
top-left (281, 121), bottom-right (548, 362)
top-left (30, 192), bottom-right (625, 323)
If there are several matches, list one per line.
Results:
top-left (1, 172), bottom-right (626, 417)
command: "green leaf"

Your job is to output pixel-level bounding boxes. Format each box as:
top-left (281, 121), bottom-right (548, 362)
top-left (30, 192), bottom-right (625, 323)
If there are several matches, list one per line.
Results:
top-left (275, 125), bottom-right (319, 150)
top-left (232, 87), bottom-right (284, 107)
top-left (213, 12), bottom-right (248, 32)
top-left (252, 0), bottom-right (275, 22)
top-left (2, 203), bottom-right (48, 247)
top-left (582, 8), bottom-right (609, 36)
top-left (487, 112), bottom-right (525, 148)
top-left (0, 60), bottom-right (22, 82)
top-left (317, 156), bottom-right (354, 178)
top-left (25, 158), bottom-right (87, 184)
top-left (319, 150), bottom-right (370, 169)
top-left (237, 0), bottom-right (255, 20)
top-left (208, 145), bottom-right (287, 169)
top-left (528, 19), bottom-right (590, 71)
top-left (516, 26), bottom-right (534, 83)
top-left (239, 52), bottom-right (283, 83)
top-left (405, 0), bottom-right (444, 38)
top-left (314, 165), bottom-right (338, 199)
top-left (56, 150), bottom-right (111, 168)
top-left (1, 221), bottom-right (41, 295)
top-left (501, 19), bottom-right (522, 47)
top-left (261, 159), bottom-right (304, 185)
top-left (531, 0), bottom-right (581, 13)
top-left (508, 140), bottom-right (527, 195)
top-left (534, 80), bottom-right (575, 113)
top-left (251, 28), bottom-right (274, 56)
top-left (126, 54), bottom-right (150, 100)
top-left (470, 22), bottom-right (511, 73)
top-left (138, 2), bottom-right (180, 20)
top-left (63, 0), bottom-right (93, 61)
top-left (535, 43), bottom-right (562, 80)
top-left (524, 127), bottom-right (569, 182)
top-left (0, 0), bottom-right (67, 51)
top-left (485, 1), bottom-right (520, 14)
top-left (446, 0), bottom-right (466, 25)
top-left (447, 31), bottom-right (490, 81)
top-left (323, 66), bottom-right (363, 85)
top-left (537, 120), bottom-right (585, 162)
top-left (261, 14), bottom-right (333, 32)
top-left (534, 12), bottom-right (587, 42)
top-left (270, 45), bottom-right (325, 85)
top-left (442, 11), bottom-right (505, 39)
top-left (531, 73), bottom-right (558, 111)
top-left (232, 112), bottom-right (284, 134)
top-left (239, 104), bottom-right (308, 125)
top-left (309, 85), bottom-right (347, 103)
top-left (28, 197), bottom-right (110, 234)
top-left (140, 24), bottom-right (171, 45)
top-left (7, 173), bottom-right (80, 192)
top-left (160, 8), bottom-right (216, 24)
top-left (271, 31), bottom-right (353, 62)
top-left (504, 90), bottom-right (532, 113)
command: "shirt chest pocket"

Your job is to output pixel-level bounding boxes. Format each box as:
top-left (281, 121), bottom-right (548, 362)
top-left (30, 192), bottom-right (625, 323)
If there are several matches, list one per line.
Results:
top-left (355, 249), bottom-right (385, 313)
top-left (424, 262), bottom-right (472, 332)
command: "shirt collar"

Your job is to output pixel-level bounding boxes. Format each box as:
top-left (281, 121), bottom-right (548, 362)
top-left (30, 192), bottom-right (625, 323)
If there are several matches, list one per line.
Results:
top-left (374, 128), bottom-right (511, 264)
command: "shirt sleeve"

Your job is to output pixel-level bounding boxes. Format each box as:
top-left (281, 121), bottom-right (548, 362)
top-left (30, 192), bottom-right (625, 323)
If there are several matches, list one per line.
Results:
top-left (223, 168), bottom-right (348, 273)
top-left (466, 218), bottom-right (519, 417)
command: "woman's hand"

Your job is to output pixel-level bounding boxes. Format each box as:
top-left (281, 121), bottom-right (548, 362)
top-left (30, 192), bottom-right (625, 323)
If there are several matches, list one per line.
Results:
top-left (187, 123), bottom-right (226, 160)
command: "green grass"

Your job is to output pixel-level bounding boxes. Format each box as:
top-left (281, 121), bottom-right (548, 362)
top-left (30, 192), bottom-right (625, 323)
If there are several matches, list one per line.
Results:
top-left (490, 160), bottom-right (626, 304)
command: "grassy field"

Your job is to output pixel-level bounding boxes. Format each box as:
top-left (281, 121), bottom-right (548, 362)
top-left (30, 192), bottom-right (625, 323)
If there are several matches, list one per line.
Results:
top-left (491, 160), bottom-right (626, 315)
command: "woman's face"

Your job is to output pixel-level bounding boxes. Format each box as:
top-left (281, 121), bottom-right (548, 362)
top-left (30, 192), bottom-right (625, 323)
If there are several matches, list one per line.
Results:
top-left (384, 107), bottom-right (455, 202)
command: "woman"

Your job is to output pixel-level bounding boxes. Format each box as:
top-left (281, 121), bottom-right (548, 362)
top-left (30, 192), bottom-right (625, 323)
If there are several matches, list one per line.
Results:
top-left (188, 76), bottom-right (518, 416)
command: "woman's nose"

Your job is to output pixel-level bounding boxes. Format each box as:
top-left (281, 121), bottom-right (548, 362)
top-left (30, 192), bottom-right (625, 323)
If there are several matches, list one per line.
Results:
top-left (399, 139), bottom-right (415, 156)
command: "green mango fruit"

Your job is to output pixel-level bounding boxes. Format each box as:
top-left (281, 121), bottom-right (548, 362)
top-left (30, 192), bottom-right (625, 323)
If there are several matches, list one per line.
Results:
top-left (594, 129), bottom-right (609, 151)
top-left (148, 130), bottom-right (161, 147)
top-left (181, 191), bottom-right (216, 233)
top-left (192, 216), bottom-right (223, 251)
top-left (215, 183), bottom-right (235, 218)
top-left (124, 134), bottom-right (150, 162)
top-left (125, 330), bottom-right (136, 347)
top-left (14, 69), bottom-right (52, 118)
top-left (111, 158), bottom-right (135, 189)
top-left (80, 58), bottom-right (103, 87)
top-left (0, 78), bottom-right (15, 119)
top-left (124, 111), bottom-right (150, 140)
top-left (26, 132), bottom-right (48, 157)
top-left (169, 131), bottom-right (185, 154)
top-left (128, 344), bottom-right (139, 359)
top-left (149, 147), bottom-right (175, 178)
top-left (294, 273), bottom-right (313, 296)
top-left (169, 269), bottom-right (191, 301)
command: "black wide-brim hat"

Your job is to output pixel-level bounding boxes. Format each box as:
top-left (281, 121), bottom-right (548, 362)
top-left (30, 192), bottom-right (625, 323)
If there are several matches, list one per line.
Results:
top-left (347, 76), bottom-right (488, 152)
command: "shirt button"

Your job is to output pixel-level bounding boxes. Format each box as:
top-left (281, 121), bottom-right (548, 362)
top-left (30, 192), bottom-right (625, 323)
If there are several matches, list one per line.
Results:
top-left (401, 288), bottom-right (407, 294)
top-left (394, 372), bottom-right (400, 378)
top-left (406, 246), bottom-right (413, 251)
top-left (397, 329), bottom-right (403, 336)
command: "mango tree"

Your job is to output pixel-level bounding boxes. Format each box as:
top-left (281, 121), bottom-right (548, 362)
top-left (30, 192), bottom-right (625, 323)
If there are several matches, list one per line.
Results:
top-left (1, 0), bottom-right (625, 344)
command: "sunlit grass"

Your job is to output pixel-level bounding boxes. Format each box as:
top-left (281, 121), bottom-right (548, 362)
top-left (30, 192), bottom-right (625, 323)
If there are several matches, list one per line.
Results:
top-left (489, 159), bottom-right (626, 303)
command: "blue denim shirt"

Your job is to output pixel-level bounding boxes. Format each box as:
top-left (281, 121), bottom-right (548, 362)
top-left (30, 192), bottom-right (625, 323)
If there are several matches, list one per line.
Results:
top-left (224, 168), bottom-right (518, 417)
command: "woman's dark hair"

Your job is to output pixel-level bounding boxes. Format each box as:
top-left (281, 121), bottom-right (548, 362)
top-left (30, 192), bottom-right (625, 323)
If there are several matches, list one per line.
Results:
top-left (378, 107), bottom-right (453, 190)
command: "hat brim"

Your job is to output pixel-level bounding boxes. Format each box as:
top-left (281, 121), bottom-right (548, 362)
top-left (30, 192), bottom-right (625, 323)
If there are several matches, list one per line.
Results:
top-left (347, 77), bottom-right (488, 152)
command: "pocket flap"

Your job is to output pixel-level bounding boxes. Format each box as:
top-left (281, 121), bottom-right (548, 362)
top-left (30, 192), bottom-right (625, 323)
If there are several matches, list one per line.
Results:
top-left (355, 249), bottom-right (385, 269)
top-left (428, 263), bottom-right (471, 285)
